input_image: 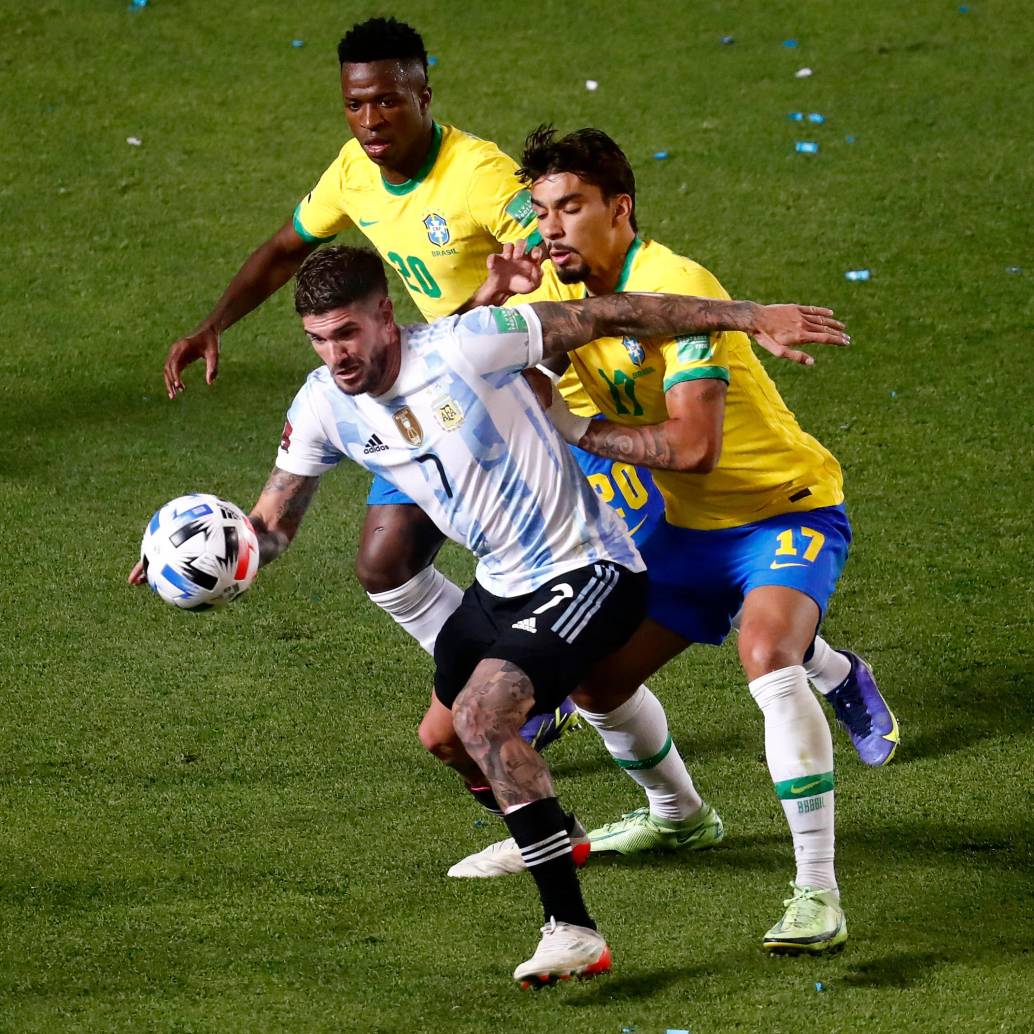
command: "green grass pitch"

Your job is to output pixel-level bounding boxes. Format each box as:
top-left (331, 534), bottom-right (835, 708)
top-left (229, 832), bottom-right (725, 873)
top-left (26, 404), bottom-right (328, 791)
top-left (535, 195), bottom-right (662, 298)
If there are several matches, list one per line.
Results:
top-left (2, 1), bottom-right (1032, 1031)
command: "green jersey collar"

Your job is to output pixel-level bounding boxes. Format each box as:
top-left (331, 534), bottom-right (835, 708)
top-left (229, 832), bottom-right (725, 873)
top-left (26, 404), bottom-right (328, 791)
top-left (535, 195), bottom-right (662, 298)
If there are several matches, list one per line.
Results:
top-left (614, 236), bottom-right (643, 292)
top-left (380, 122), bottom-right (443, 196)
top-left (583, 235), bottom-right (643, 297)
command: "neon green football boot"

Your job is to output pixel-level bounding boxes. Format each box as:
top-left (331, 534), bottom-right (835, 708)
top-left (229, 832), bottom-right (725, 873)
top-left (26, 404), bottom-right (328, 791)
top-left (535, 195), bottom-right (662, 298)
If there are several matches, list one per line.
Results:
top-left (588, 802), bottom-right (724, 856)
top-left (763, 883), bottom-right (848, 955)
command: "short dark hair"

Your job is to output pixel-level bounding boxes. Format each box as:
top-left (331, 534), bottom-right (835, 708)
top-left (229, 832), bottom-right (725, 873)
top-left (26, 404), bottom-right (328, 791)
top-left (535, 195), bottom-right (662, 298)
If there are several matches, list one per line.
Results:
top-left (519, 125), bottom-right (637, 232)
top-left (337, 17), bottom-right (428, 76)
top-left (294, 246), bottom-right (389, 316)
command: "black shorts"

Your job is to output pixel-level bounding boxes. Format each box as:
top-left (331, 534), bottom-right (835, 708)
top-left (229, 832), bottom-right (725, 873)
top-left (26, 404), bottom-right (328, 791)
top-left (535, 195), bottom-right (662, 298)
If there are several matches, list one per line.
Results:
top-left (433, 561), bottom-right (648, 715)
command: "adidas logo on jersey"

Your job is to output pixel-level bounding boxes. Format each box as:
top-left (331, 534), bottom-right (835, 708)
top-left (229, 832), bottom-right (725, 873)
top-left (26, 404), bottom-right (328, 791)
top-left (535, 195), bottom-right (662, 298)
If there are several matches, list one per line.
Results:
top-left (512, 616), bottom-right (537, 633)
top-left (363, 434), bottom-right (388, 455)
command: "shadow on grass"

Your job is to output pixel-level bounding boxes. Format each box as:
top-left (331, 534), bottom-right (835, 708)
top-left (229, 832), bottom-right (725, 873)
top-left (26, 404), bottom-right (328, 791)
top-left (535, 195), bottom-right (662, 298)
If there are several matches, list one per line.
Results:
top-left (893, 660), bottom-right (1034, 765)
top-left (586, 833), bottom-right (788, 876)
top-left (560, 964), bottom-right (688, 1007)
top-left (839, 819), bottom-right (1033, 871)
top-left (839, 951), bottom-right (949, 988)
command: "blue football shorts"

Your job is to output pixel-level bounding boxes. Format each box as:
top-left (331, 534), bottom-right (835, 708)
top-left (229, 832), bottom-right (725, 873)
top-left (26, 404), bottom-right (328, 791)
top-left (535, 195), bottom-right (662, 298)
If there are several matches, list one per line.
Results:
top-left (638, 504), bottom-right (852, 645)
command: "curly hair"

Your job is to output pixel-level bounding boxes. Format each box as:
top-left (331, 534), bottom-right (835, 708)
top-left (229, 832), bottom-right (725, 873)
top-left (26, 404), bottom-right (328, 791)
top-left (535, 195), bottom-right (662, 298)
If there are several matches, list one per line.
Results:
top-left (519, 125), bottom-right (637, 232)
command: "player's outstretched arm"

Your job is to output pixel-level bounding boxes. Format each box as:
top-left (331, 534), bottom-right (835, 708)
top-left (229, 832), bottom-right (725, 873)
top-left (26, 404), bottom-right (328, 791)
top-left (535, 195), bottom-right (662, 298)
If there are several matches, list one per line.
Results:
top-left (164, 219), bottom-right (319, 399)
top-left (531, 295), bottom-right (849, 364)
top-left (247, 467), bottom-right (322, 568)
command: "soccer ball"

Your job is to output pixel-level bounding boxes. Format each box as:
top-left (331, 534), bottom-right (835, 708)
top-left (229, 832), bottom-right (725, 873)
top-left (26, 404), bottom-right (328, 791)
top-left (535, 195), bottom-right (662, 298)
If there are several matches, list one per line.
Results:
top-left (140, 493), bottom-right (259, 610)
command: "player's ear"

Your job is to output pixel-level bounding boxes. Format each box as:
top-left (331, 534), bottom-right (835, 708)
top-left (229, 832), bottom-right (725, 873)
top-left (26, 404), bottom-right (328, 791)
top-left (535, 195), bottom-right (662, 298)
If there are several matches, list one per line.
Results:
top-left (611, 194), bottom-right (633, 228)
top-left (418, 83), bottom-right (432, 113)
top-left (379, 295), bottom-right (395, 325)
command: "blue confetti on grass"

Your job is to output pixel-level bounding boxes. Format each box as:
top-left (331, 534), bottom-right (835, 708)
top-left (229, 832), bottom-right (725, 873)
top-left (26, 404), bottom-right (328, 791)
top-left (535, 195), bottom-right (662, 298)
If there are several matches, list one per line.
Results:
top-left (291, 39), bottom-right (305, 48)
top-left (783, 39), bottom-right (798, 47)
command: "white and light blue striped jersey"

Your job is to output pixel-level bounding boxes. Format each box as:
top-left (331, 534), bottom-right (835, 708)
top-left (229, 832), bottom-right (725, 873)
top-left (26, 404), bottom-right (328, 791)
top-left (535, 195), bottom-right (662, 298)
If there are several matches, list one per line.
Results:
top-left (275, 304), bottom-right (644, 597)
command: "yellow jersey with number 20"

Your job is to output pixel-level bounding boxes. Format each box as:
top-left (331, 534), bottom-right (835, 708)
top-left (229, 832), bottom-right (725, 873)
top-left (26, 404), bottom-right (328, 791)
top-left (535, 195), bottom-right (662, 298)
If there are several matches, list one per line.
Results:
top-left (293, 122), bottom-right (538, 322)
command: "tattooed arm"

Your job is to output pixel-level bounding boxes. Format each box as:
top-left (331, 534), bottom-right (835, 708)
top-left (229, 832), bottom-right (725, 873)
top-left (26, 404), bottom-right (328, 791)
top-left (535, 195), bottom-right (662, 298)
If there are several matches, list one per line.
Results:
top-left (529, 295), bottom-right (849, 366)
top-left (248, 466), bottom-right (322, 567)
top-left (575, 379), bottom-right (727, 473)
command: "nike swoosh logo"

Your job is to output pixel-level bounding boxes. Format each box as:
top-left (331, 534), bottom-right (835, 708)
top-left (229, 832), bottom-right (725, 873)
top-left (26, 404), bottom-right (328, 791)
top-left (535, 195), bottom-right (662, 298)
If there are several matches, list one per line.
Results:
top-left (358, 218), bottom-right (379, 227)
top-left (627, 515), bottom-right (649, 539)
top-left (790, 779), bottom-right (822, 794)
top-left (770, 561), bottom-right (808, 569)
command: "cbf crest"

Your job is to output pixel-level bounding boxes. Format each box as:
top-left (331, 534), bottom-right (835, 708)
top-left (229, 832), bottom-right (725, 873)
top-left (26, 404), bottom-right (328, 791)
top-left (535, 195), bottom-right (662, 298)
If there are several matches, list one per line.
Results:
top-left (393, 406), bottom-right (424, 446)
top-left (622, 336), bottom-right (646, 367)
top-left (423, 213), bottom-right (450, 247)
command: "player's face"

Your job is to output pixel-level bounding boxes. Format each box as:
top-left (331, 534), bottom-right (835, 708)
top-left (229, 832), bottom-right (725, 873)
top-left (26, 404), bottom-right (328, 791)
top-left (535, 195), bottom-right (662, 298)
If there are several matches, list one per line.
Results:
top-left (302, 296), bottom-right (400, 397)
top-left (341, 60), bottom-right (432, 171)
top-left (530, 173), bottom-right (632, 285)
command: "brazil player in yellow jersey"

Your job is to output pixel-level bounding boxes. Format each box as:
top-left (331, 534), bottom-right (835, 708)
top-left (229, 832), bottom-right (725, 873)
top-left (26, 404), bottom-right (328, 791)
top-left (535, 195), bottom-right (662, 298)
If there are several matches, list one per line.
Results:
top-left (454, 127), bottom-right (899, 954)
top-left (158, 17), bottom-right (664, 752)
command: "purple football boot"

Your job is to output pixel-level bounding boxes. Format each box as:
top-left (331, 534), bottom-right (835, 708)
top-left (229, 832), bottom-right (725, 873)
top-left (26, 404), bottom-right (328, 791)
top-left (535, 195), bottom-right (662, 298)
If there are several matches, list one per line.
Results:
top-left (520, 697), bottom-right (580, 752)
top-left (825, 651), bottom-right (899, 766)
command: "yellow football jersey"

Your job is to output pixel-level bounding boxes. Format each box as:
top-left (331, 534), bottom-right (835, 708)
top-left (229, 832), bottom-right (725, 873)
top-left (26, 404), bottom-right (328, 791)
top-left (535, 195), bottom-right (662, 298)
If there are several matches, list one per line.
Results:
top-left (294, 122), bottom-right (539, 321)
top-left (505, 268), bottom-right (598, 416)
top-left (525, 237), bottom-right (845, 530)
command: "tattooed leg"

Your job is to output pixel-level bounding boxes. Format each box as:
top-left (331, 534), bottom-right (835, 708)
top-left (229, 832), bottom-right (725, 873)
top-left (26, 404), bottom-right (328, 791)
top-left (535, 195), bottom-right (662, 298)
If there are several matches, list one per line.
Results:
top-left (454, 658), bottom-right (594, 929)
top-left (452, 658), bottom-right (554, 810)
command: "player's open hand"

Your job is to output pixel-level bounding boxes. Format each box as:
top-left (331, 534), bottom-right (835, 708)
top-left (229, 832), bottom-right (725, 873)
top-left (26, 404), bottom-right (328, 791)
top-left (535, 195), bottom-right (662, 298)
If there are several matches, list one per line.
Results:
top-left (750, 305), bottom-right (850, 367)
top-left (483, 240), bottom-right (544, 303)
top-left (164, 326), bottom-right (221, 399)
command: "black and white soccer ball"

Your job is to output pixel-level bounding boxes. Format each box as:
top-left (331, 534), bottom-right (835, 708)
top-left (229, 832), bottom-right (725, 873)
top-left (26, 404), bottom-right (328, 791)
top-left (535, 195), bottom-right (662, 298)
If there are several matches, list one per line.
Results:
top-left (140, 493), bottom-right (259, 610)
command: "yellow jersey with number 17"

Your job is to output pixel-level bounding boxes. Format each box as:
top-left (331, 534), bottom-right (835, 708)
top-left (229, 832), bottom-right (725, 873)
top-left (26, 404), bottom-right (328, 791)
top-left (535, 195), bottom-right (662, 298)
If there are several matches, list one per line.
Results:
top-left (531, 237), bottom-right (845, 531)
top-left (293, 122), bottom-right (539, 321)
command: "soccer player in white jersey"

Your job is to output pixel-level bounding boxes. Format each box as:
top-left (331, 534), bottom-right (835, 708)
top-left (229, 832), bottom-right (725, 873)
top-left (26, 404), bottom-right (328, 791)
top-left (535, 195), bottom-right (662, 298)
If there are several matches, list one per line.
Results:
top-left (157, 15), bottom-right (658, 752)
top-left (134, 244), bottom-right (847, 985)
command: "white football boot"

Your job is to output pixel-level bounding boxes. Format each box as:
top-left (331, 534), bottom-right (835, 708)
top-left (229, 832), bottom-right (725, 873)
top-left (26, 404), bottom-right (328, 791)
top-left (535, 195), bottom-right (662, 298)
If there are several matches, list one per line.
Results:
top-left (513, 917), bottom-right (613, 988)
top-left (448, 818), bottom-right (590, 878)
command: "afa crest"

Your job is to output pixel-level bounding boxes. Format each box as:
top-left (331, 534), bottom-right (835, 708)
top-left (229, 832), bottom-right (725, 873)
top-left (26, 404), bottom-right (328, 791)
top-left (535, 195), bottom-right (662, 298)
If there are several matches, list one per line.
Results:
top-left (622, 336), bottom-right (646, 367)
top-left (423, 213), bottom-right (450, 247)
top-left (433, 397), bottom-right (465, 431)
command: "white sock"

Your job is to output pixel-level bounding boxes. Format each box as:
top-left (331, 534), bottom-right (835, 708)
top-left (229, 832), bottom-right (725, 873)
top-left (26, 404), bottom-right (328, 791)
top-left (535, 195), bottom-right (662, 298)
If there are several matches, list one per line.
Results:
top-left (367, 566), bottom-right (463, 656)
top-left (577, 686), bottom-right (704, 822)
top-left (749, 665), bottom-right (837, 891)
top-left (805, 635), bottom-right (852, 695)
